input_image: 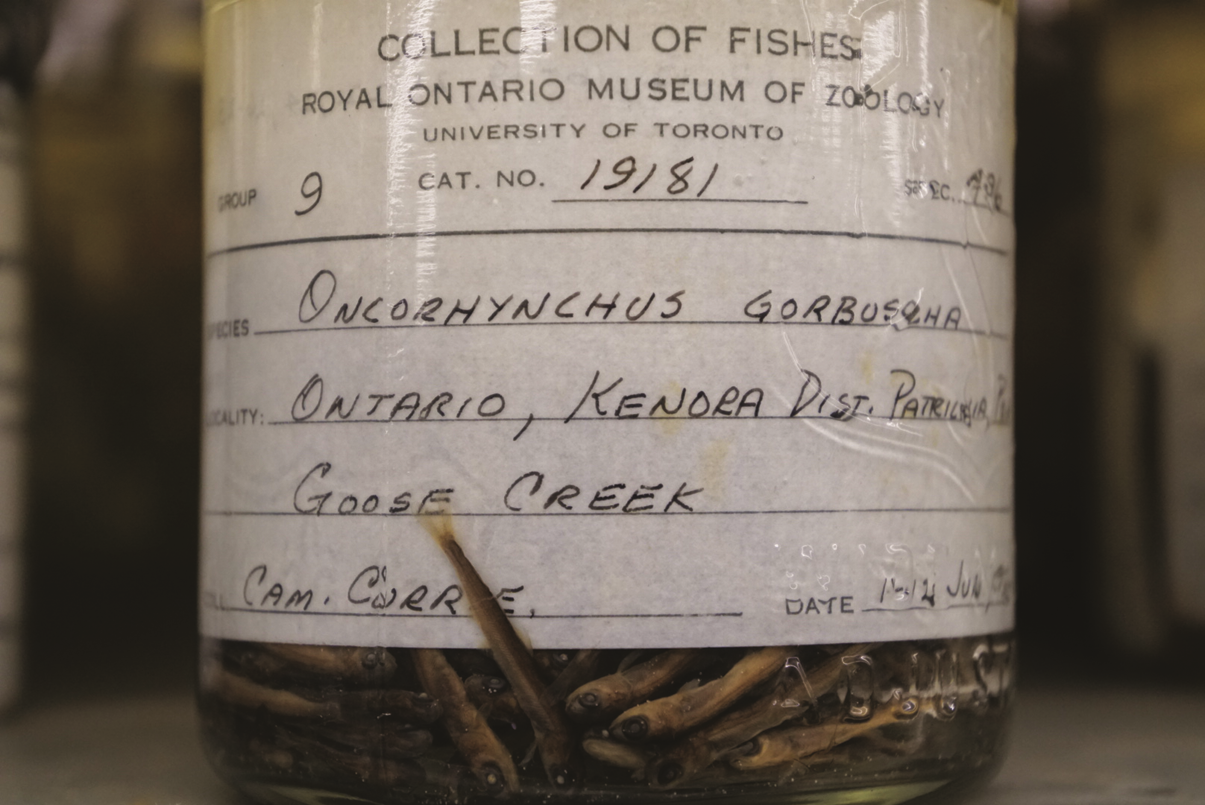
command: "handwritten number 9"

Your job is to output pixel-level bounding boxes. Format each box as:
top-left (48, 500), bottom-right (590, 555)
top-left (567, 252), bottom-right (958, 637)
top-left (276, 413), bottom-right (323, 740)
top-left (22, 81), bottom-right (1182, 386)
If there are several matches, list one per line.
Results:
top-left (603, 157), bottom-right (638, 190)
top-left (295, 171), bottom-right (323, 216)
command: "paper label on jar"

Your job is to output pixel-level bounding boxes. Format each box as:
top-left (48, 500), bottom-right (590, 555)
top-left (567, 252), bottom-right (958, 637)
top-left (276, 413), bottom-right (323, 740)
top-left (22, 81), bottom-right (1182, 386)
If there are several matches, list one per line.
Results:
top-left (0, 83), bottom-right (26, 706)
top-left (201, 0), bottom-right (1015, 649)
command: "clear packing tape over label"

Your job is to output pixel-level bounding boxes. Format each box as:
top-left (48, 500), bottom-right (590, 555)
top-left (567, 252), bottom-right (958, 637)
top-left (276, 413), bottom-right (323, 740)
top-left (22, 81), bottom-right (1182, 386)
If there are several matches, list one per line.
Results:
top-left (201, 0), bottom-right (1016, 649)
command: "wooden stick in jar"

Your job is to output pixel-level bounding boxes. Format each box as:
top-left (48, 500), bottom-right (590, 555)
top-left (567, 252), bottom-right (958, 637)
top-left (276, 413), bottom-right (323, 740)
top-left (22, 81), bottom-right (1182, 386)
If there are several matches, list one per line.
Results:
top-left (423, 514), bottom-right (581, 788)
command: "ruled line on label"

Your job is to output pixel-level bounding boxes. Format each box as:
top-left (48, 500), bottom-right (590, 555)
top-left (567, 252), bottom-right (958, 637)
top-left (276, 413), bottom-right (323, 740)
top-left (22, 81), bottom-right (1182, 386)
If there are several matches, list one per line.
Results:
top-left (252, 318), bottom-right (1012, 341)
top-left (206, 226), bottom-right (1011, 260)
top-left (203, 506), bottom-right (1012, 518)
top-left (551, 198), bottom-right (810, 205)
top-left (263, 415), bottom-right (1015, 427)
top-left (205, 604), bottom-right (744, 620)
top-left (861, 600), bottom-right (1011, 613)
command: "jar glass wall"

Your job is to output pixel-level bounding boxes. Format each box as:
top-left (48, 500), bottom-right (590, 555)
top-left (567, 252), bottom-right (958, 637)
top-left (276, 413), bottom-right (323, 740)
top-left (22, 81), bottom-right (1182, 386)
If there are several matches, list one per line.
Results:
top-left (198, 0), bottom-right (1017, 801)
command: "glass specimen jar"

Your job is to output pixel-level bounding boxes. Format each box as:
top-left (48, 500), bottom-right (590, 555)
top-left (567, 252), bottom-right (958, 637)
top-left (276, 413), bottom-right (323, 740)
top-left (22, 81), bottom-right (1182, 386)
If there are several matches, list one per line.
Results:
top-left (199, 0), bottom-right (1017, 802)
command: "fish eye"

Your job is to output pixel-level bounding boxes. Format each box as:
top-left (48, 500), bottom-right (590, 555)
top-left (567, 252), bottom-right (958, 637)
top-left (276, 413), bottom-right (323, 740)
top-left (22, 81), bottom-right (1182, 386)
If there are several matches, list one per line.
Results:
top-left (657, 762), bottom-right (684, 786)
top-left (620, 716), bottom-right (649, 742)
top-left (482, 764), bottom-right (505, 793)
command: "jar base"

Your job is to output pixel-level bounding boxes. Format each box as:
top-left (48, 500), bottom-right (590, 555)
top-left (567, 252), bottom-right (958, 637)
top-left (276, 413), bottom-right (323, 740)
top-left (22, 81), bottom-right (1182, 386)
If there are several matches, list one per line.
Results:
top-left (199, 637), bottom-right (1013, 805)
top-left (222, 774), bottom-right (988, 805)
